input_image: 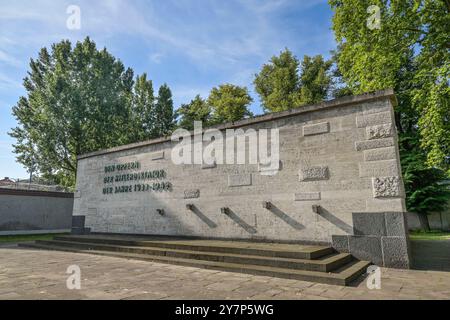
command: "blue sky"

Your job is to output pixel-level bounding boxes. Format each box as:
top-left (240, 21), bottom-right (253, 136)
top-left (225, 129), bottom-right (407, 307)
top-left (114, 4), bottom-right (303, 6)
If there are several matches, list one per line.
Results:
top-left (0, 0), bottom-right (335, 179)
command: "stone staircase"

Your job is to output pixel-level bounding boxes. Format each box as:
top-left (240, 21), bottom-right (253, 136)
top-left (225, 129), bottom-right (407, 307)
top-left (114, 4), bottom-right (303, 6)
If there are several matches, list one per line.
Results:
top-left (19, 234), bottom-right (370, 286)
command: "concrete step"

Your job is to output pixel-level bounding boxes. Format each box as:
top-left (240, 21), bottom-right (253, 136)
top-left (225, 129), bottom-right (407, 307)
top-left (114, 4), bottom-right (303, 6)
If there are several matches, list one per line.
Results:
top-left (53, 235), bottom-right (334, 260)
top-left (33, 239), bottom-right (353, 272)
top-left (19, 242), bottom-right (370, 286)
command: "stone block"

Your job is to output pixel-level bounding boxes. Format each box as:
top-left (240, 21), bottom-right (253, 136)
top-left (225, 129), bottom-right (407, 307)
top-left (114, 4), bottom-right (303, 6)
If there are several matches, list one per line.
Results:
top-left (72, 215), bottom-right (85, 228)
top-left (299, 166), bottom-right (329, 181)
top-left (364, 147), bottom-right (396, 161)
top-left (372, 176), bottom-right (401, 198)
top-left (359, 160), bottom-right (399, 178)
top-left (366, 124), bottom-right (394, 140)
top-left (71, 227), bottom-right (91, 235)
top-left (349, 236), bottom-right (383, 266)
top-left (366, 198), bottom-right (405, 212)
top-left (332, 235), bottom-right (349, 253)
top-left (356, 111), bottom-right (392, 128)
top-left (228, 174), bottom-right (252, 187)
top-left (184, 189), bottom-right (200, 199)
top-left (384, 212), bottom-right (407, 237)
top-left (303, 122), bottom-right (330, 136)
top-left (355, 138), bottom-right (394, 151)
top-left (294, 192), bottom-right (321, 201)
top-left (381, 237), bottom-right (410, 268)
top-left (352, 212), bottom-right (386, 236)
top-left (151, 151), bottom-right (165, 160)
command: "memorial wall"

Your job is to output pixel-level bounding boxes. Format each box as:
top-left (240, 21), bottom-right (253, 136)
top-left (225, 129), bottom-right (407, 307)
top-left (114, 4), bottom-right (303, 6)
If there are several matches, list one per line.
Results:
top-left (73, 90), bottom-right (408, 253)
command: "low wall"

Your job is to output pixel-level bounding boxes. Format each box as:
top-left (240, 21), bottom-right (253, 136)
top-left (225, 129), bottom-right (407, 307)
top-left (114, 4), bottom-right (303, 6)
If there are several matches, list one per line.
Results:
top-left (0, 188), bottom-right (73, 235)
top-left (407, 211), bottom-right (450, 231)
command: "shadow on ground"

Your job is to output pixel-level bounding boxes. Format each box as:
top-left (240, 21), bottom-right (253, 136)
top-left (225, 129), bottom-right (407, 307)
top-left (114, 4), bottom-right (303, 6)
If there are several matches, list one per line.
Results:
top-left (411, 239), bottom-right (450, 272)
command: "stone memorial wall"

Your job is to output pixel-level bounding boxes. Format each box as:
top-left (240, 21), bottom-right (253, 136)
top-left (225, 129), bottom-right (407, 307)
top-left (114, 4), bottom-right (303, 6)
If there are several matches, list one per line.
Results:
top-left (73, 89), bottom-right (410, 267)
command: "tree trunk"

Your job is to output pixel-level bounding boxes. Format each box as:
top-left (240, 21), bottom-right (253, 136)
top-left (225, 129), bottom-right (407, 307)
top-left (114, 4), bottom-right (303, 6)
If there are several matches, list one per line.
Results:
top-left (418, 213), bottom-right (430, 231)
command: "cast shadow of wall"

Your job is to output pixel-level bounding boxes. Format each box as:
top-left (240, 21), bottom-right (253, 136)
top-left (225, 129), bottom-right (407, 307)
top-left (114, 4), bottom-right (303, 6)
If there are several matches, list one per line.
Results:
top-left (317, 206), bottom-right (353, 234)
top-left (267, 204), bottom-right (304, 231)
top-left (190, 205), bottom-right (217, 229)
top-left (225, 209), bottom-right (257, 234)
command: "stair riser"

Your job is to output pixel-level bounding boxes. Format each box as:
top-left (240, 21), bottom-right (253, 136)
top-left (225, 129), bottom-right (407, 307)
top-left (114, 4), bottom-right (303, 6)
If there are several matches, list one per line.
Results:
top-left (20, 243), bottom-right (347, 286)
top-left (54, 236), bottom-right (333, 259)
top-left (36, 240), bottom-right (348, 272)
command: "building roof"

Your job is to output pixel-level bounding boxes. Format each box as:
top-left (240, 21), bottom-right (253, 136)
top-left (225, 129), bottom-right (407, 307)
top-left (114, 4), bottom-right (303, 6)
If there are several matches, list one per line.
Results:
top-left (0, 177), bottom-right (15, 185)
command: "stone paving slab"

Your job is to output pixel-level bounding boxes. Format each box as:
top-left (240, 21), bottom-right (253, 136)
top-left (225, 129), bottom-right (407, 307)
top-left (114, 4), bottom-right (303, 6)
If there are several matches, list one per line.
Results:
top-left (0, 245), bottom-right (449, 300)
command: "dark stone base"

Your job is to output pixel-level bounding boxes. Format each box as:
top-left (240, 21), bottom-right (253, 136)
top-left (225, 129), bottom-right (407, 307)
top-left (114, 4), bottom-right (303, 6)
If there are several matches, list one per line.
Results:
top-left (71, 227), bottom-right (91, 235)
top-left (332, 212), bottom-right (411, 269)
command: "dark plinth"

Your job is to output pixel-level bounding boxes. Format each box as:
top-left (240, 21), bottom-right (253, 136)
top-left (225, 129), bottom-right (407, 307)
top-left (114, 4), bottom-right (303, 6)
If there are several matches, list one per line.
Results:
top-left (332, 212), bottom-right (410, 269)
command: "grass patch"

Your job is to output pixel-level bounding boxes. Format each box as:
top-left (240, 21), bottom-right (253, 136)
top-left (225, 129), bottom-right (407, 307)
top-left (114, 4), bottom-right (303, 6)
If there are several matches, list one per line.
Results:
top-left (409, 230), bottom-right (450, 241)
top-left (0, 233), bottom-right (67, 244)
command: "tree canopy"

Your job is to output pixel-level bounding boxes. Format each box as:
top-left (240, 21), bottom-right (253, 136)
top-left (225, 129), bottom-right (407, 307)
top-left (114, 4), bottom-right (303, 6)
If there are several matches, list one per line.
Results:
top-left (207, 84), bottom-right (253, 125)
top-left (154, 84), bottom-right (175, 137)
top-left (176, 95), bottom-right (211, 130)
top-left (329, 0), bottom-right (450, 171)
top-left (9, 37), bottom-right (175, 188)
top-left (329, 0), bottom-right (450, 218)
top-left (10, 38), bottom-right (136, 187)
top-left (254, 49), bottom-right (333, 112)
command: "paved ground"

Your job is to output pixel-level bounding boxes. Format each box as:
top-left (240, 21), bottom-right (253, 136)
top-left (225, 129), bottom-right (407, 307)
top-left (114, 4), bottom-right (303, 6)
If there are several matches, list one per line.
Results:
top-left (0, 244), bottom-right (449, 300)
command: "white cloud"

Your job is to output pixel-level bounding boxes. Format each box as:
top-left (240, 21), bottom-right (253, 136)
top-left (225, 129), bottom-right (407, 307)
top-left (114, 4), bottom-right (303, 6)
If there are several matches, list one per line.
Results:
top-left (0, 50), bottom-right (22, 68)
top-left (0, 72), bottom-right (21, 90)
top-left (149, 52), bottom-right (164, 64)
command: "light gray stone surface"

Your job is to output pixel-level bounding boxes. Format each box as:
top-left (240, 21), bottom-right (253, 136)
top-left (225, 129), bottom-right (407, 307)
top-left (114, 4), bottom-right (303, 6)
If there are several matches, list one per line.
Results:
top-left (151, 151), bottom-right (165, 160)
top-left (355, 138), bottom-right (395, 151)
top-left (73, 90), bottom-right (407, 245)
top-left (359, 160), bottom-right (399, 178)
top-left (366, 198), bottom-right (405, 212)
top-left (294, 192), bottom-right (321, 201)
top-left (364, 147), bottom-right (396, 161)
top-left (356, 111), bottom-right (392, 128)
top-left (303, 122), bottom-right (330, 136)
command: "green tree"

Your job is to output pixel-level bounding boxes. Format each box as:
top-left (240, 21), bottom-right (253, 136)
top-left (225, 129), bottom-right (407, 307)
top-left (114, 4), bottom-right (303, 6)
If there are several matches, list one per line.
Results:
top-left (176, 95), bottom-right (211, 130)
top-left (329, 0), bottom-right (450, 222)
top-left (9, 37), bottom-right (135, 188)
top-left (400, 134), bottom-right (450, 230)
top-left (298, 55), bottom-right (333, 105)
top-left (153, 84), bottom-right (175, 137)
top-left (254, 49), bottom-right (301, 112)
top-left (132, 73), bottom-right (155, 141)
top-left (254, 49), bottom-right (332, 112)
top-left (208, 84), bottom-right (253, 124)
top-left (329, 0), bottom-right (450, 170)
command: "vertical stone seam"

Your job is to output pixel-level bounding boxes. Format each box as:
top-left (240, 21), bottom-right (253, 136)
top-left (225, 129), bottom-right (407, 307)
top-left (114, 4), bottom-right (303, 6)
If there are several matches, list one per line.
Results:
top-left (381, 213), bottom-right (388, 267)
